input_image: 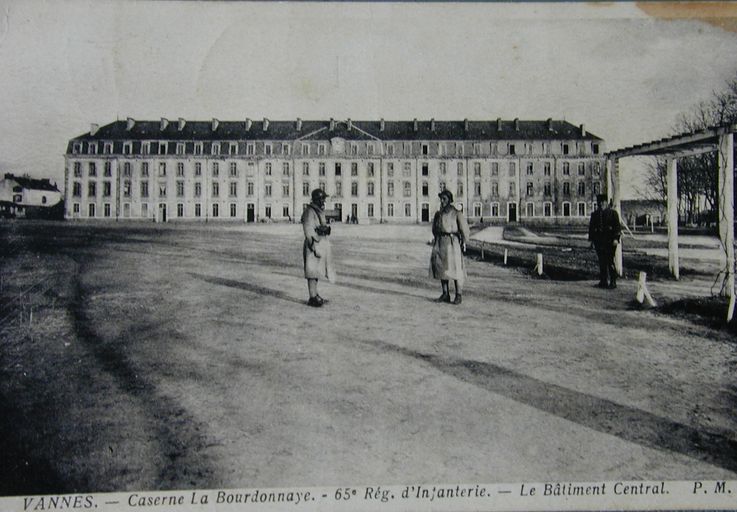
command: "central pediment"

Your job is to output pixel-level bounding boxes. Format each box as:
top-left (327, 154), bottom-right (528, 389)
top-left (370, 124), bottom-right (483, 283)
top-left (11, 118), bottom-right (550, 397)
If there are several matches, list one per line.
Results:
top-left (330, 137), bottom-right (346, 155)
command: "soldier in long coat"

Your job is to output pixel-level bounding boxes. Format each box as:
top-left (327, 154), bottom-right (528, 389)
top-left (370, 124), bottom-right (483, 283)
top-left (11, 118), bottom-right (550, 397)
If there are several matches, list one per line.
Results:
top-left (301, 189), bottom-right (336, 307)
top-left (430, 190), bottom-right (471, 304)
top-left (589, 193), bottom-right (622, 289)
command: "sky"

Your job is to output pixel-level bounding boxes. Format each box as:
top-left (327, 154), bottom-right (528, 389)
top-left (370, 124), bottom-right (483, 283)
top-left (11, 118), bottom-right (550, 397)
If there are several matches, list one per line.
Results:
top-left (1, 1), bottom-right (737, 198)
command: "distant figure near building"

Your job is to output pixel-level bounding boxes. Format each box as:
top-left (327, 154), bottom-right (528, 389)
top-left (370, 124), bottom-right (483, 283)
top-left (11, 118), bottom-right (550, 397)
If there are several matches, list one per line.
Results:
top-left (302, 189), bottom-right (336, 307)
top-left (589, 193), bottom-right (621, 289)
top-left (430, 190), bottom-right (470, 305)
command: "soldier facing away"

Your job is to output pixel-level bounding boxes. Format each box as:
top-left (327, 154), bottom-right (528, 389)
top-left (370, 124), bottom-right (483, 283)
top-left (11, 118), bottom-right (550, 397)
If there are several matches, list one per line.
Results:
top-left (301, 189), bottom-right (336, 307)
top-left (430, 190), bottom-right (471, 304)
top-left (588, 193), bottom-right (622, 289)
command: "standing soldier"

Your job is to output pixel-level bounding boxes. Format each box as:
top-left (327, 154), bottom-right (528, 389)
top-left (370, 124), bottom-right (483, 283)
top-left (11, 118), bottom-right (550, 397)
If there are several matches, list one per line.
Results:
top-left (430, 190), bottom-right (471, 304)
top-left (589, 194), bottom-right (622, 289)
top-left (302, 189), bottom-right (336, 307)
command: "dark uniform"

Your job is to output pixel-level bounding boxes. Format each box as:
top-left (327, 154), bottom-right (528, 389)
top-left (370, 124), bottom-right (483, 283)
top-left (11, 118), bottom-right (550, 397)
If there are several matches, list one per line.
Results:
top-left (588, 195), bottom-right (621, 288)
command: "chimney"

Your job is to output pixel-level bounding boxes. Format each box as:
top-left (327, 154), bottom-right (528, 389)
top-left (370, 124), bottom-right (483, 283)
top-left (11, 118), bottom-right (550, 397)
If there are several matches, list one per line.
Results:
top-left (263, 118), bottom-right (269, 131)
top-left (178, 118), bottom-right (186, 131)
top-left (547, 118), bottom-right (553, 131)
top-left (430, 118), bottom-right (435, 132)
top-left (514, 118), bottom-right (520, 131)
top-left (580, 124), bottom-right (586, 136)
top-left (160, 118), bottom-right (169, 131)
top-left (464, 119), bottom-right (469, 131)
top-left (497, 118), bottom-right (502, 131)
top-left (212, 118), bottom-right (219, 131)
top-left (329, 118), bottom-right (335, 131)
top-left (380, 119), bottom-right (385, 132)
top-left (245, 118), bottom-right (252, 131)
top-left (296, 118), bottom-right (302, 131)
top-left (413, 118), bottom-right (418, 132)
top-left (126, 117), bottom-right (135, 131)
top-left (90, 123), bottom-right (99, 136)
top-left (347, 119), bottom-right (352, 131)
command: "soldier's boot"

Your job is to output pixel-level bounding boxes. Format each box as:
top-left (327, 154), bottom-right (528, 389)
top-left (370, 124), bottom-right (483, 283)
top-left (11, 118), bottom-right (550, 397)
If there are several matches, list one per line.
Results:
top-left (453, 294), bottom-right (462, 305)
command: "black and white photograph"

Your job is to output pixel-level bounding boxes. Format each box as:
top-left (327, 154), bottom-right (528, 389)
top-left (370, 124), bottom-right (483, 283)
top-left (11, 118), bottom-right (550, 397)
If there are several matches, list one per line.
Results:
top-left (1, 1), bottom-right (737, 510)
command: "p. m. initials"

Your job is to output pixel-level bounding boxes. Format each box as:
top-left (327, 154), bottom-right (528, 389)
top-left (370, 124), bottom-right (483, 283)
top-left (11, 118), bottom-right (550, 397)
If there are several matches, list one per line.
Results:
top-left (692, 481), bottom-right (731, 494)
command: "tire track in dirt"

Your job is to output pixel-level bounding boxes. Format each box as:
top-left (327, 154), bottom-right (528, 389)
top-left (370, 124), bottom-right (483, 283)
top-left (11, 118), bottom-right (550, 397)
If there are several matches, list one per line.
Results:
top-left (358, 338), bottom-right (737, 475)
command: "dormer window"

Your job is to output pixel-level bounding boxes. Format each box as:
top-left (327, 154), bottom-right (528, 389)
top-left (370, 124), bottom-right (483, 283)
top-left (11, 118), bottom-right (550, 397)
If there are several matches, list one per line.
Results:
top-left (158, 142), bottom-right (168, 155)
top-left (211, 143), bottom-right (221, 155)
top-left (176, 143), bottom-right (185, 155)
top-left (142, 142), bottom-right (151, 155)
top-left (282, 144), bottom-right (290, 155)
top-left (103, 142), bottom-right (113, 154)
top-left (194, 143), bottom-right (203, 155)
top-left (247, 144), bottom-right (255, 155)
top-left (123, 142), bottom-right (132, 155)
top-left (301, 144), bottom-right (310, 156)
top-left (264, 144), bottom-right (272, 155)
top-left (88, 143), bottom-right (98, 155)
top-left (229, 142), bottom-right (238, 155)
top-left (72, 142), bottom-right (81, 154)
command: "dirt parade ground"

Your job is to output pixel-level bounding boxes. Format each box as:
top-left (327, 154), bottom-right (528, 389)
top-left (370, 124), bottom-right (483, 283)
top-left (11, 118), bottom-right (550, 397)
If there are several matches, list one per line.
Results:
top-left (1, 221), bottom-right (737, 495)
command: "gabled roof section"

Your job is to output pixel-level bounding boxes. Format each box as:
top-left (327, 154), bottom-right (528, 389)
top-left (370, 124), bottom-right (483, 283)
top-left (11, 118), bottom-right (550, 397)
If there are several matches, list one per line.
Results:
top-left (70, 119), bottom-right (604, 142)
top-left (4, 174), bottom-right (59, 192)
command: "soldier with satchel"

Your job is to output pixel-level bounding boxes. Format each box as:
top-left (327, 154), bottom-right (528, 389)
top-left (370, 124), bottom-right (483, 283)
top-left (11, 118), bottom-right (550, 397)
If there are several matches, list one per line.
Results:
top-left (301, 189), bottom-right (336, 307)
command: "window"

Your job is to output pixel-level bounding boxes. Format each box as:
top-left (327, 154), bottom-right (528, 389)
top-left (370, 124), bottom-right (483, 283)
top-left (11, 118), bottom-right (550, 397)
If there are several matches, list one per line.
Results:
top-left (159, 142), bottom-right (168, 155)
top-left (473, 143), bottom-right (481, 156)
top-left (103, 181), bottom-right (112, 197)
top-left (177, 162), bottom-right (184, 177)
top-left (158, 162), bottom-right (166, 177)
top-left (178, 203), bottom-right (184, 217)
top-left (194, 163), bottom-right (202, 177)
top-left (577, 181), bottom-right (586, 196)
top-left (593, 182), bottom-right (601, 195)
top-left (231, 203), bottom-right (238, 217)
top-left (457, 162), bottom-right (463, 176)
top-left (577, 202), bottom-right (587, 217)
top-left (578, 162), bottom-right (586, 176)
top-left (404, 203), bottom-right (412, 217)
top-left (319, 182), bottom-right (326, 192)
top-left (593, 143), bottom-right (600, 155)
top-left (526, 202), bottom-right (534, 217)
top-left (212, 203), bottom-right (219, 218)
top-left (526, 182), bottom-right (534, 196)
top-left (508, 162), bottom-right (516, 176)
top-left (440, 162), bottom-right (446, 175)
top-left (474, 162), bottom-right (481, 177)
top-left (141, 203), bottom-right (148, 218)
top-left (72, 143), bottom-right (81, 154)
top-left (73, 162), bottom-right (82, 177)
top-left (213, 162), bottom-right (221, 176)
top-left (439, 181), bottom-right (446, 191)
top-left (302, 162), bottom-right (310, 176)
top-left (422, 182), bottom-right (429, 197)
top-left (283, 205), bottom-right (290, 217)
top-left (335, 181), bottom-right (342, 197)
top-left (211, 143), bottom-right (220, 155)
top-left (158, 182), bottom-right (167, 197)
top-left (508, 182), bottom-right (515, 198)
top-left (89, 162), bottom-right (97, 177)
top-left (282, 183), bottom-right (290, 197)
top-left (194, 143), bottom-right (203, 155)
top-left (367, 204), bottom-right (374, 217)
top-left (246, 144), bottom-right (255, 155)
top-left (303, 182), bottom-right (310, 196)
top-left (140, 181), bottom-right (149, 198)
top-left (544, 182), bottom-right (552, 196)
top-left (88, 182), bottom-right (97, 197)
top-left (526, 162), bottom-right (533, 176)
top-left (563, 182), bottom-right (570, 196)
top-left (387, 144), bottom-right (395, 156)
top-left (387, 203), bottom-right (394, 217)
top-left (563, 202), bottom-right (571, 217)
top-left (104, 161), bottom-right (112, 177)
top-left (301, 144), bottom-right (310, 156)
top-left (229, 142), bottom-right (238, 155)
top-left (319, 163), bottom-right (326, 176)
top-left (264, 183), bottom-right (271, 197)
top-left (351, 182), bottom-right (358, 197)
top-left (563, 143), bottom-right (569, 155)
top-left (474, 182), bottom-right (481, 197)
top-left (104, 203), bottom-right (111, 217)
top-left (367, 182), bottom-right (375, 196)
top-left (403, 181), bottom-right (411, 197)
top-left (562, 162), bottom-right (570, 176)
top-left (230, 162), bottom-right (238, 177)
top-left (473, 202), bottom-right (482, 217)
top-left (247, 182), bottom-right (254, 196)
top-left (265, 205), bottom-right (272, 218)
top-left (194, 182), bottom-right (202, 198)
top-left (212, 182), bottom-right (220, 197)
top-left (491, 162), bottom-right (498, 176)
top-left (491, 202), bottom-right (499, 217)
top-left (123, 162), bottom-right (131, 177)
top-left (387, 181), bottom-right (394, 197)
top-left (73, 182), bottom-right (82, 197)
top-left (123, 142), bottom-right (132, 155)
top-left (88, 143), bottom-right (98, 155)
top-left (318, 144), bottom-right (326, 155)
top-left (388, 162), bottom-right (395, 177)
top-left (230, 182), bottom-right (238, 197)
top-left (351, 162), bottom-right (358, 176)
top-left (195, 204), bottom-right (201, 217)
top-left (404, 142), bottom-right (411, 155)
top-left (544, 162), bottom-right (551, 176)
top-left (403, 162), bottom-right (412, 177)
top-left (457, 181), bottom-right (464, 197)
top-left (491, 182), bottom-right (499, 196)
top-left (509, 144), bottom-right (516, 155)
top-left (593, 162), bottom-right (601, 176)
top-left (350, 143), bottom-right (358, 156)
top-left (422, 144), bottom-right (429, 155)
top-left (368, 162), bottom-right (375, 177)
top-left (123, 203), bottom-right (130, 217)
top-left (88, 204), bottom-right (96, 218)
top-left (283, 162), bottom-right (290, 176)
top-left (264, 163), bottom-right (271, 176)
top-left (335, 163), bottom-right (342, 176)
top-left (367, 144), bottom-right (374, 156)
top-left (544, 202), bottom-right (552, 217)
top-left (264, 144), bottom-right (272, 155)
top-left (176, 143), bottom-right (185, 155)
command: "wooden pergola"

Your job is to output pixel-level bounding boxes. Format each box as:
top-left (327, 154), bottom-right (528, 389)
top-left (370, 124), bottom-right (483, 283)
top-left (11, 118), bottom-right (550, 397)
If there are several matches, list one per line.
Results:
top-left (605, 124), bottom-right (736, 319)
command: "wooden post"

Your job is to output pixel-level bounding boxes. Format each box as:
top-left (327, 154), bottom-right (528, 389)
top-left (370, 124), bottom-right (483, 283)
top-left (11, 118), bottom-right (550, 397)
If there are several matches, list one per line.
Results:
top-left (666, 157), bottom-right (679, 280)
top-left (718, 132), bottom-right (735, 313)
top-left (481, 242), bottom-right (485, 260)
top-left (612, 157), bottom-right (623, 277)
top-left (536, 253), bottom-right (543, 276)
top-left (503, 249), bottom-right (508, 265)
top-left (635, 271), bottom-right (657, 307)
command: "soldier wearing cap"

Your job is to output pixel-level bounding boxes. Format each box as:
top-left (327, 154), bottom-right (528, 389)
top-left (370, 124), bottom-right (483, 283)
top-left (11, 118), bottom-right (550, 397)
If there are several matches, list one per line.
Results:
top-left (430, 189), bottom-right (471, 304)
top-left (589, 193), bottom-right (622, 289)
top-left (302, 188), bottom-right (336, 307)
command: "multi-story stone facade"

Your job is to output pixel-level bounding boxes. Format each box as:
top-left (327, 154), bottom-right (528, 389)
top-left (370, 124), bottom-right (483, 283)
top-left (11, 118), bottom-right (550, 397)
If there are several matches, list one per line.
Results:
top-left (64, 118), bottom-right (606, 224)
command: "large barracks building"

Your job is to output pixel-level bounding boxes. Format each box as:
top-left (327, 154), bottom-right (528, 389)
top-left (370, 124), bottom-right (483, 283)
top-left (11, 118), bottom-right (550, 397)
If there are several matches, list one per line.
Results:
top-left (64, 118), bottom-right (606, 224)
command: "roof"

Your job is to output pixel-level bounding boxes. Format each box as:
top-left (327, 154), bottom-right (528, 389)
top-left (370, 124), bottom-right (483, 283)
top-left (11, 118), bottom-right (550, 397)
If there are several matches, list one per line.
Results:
top-left (4, 174), bottom-right (60, 192)
top-left (71, 119), bottom-right (604, 143)
top-left (606, 123), bottom-right (737, 158)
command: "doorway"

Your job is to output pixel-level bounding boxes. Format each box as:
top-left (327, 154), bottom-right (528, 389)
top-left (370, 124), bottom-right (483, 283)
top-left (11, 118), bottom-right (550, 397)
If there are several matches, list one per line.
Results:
top-left (507, 202), bottom-right (517, 222)
top-left (159, 203), bottom-right (167, 222)
top-left (421, 203), bottom-right (430, 222)
top-left (246, 203), bottom-right (255, 222)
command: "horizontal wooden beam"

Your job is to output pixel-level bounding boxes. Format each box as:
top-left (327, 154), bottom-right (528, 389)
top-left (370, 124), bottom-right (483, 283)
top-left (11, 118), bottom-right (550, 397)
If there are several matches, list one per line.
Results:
top-left (606, 123), bottom-right (737, 159)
